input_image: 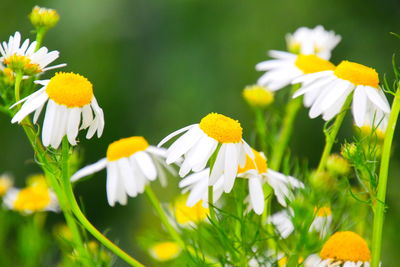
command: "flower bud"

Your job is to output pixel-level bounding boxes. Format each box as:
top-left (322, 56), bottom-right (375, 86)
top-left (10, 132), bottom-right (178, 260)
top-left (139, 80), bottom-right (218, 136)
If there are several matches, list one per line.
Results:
top-left (242, 85), bottom-right (274, 109)
top-left (29, 6), bottom-right (60, 30)
top-left (326, 154), bottom-right (351, 176)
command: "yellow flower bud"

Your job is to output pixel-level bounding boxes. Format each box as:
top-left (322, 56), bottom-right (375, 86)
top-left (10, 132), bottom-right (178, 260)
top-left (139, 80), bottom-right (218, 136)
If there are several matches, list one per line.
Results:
top-left (326, 154), bottom-right (351, 176)
top-left (309, 170), bottom-right (338, 192)
top-left (29, 6), bottom-right (60, 30)
top-left (242, 85), bottom-right (274, 108)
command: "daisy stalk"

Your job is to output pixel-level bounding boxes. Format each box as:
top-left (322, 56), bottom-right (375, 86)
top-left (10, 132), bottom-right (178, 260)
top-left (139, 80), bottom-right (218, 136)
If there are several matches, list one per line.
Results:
top-left (371, 84), bottom-right (400, 267)
top-left (316, 94), bottom-right (353, 174)
top-left (270, 84), bottom-right (301, 171)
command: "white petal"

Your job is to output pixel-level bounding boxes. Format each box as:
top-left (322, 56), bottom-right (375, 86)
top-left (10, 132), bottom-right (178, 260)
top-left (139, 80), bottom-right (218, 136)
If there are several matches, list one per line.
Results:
top-left (209, 144), bottom-right (226, 185)
top-left (117, 158), bottom-right (137, 197)
top-left (66, 108), bottom-right (81, 145)
top-left (11, 91), bottom-right (48, 123)
top-left (106, 162), bottom-right (119, 207)
top-left (352, 87), bottom-right (367, 126)
top-left (70, 158), bottom-right (108, 182)
top-left (158, 124), bottom-right (196, 147)
top-left (134, 151), bottom-right (157, 181)
top-left (365, 86), bottom-right (390, 113)
top-left (41, 100), bottom-right (57, 147)
top-left (249, 177), bottom-right (264, 215)
top-left (80, 104), bottom-right (93, 129)
top-left (223, 143), bottom-right (238, 193)
top-left (129, 156), bottom-right (146, 194)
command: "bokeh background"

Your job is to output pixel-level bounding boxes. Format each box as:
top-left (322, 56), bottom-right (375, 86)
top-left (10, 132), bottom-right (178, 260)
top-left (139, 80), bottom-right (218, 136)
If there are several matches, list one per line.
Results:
top-left (1, 0), bottom-right (400, 266)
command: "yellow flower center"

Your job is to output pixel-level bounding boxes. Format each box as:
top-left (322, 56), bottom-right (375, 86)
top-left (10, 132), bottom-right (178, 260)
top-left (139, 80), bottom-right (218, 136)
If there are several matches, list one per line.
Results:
top-left (174, 196), bottom-right (209, 224)
top-left (150, 242), bottom-right (181, 261)
top-left (242, 85), bottom-right (274, 108)
top-left (46, 72), bottom-right (94, 108)
top-left (26, 174), bottom-right (48, 187)
top-left (0, 176), bottom-right (12, 196)
top-left (13, 186), bottom-right (51, 212)
top-left (3, 54), bottom-right (41, 75)
top-left (106, 136), bottom-right (149, 161)
top-left (320, 231), bottom-right (371, 262)
top-left (294, 54), bottom-right (335, 74)
top-left (334, 61), bottom-right (379, 88)
top-left (199, 113), bottom-right (242, 143)
top-left (238, 150), bottom-right (267, 174)
top-left (315, 206), bottom-right (332, 217)
top-left (360, 126), bottom-right (385, 140)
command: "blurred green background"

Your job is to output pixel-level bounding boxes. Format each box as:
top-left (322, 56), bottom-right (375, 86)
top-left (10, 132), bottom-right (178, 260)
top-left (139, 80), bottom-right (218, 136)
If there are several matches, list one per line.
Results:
top-left (1, 0), bottom-right (400, 266)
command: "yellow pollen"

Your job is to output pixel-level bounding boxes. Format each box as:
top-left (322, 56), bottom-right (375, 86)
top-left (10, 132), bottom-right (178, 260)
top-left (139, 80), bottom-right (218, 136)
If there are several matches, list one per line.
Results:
top-left (106, 136), bottom-right (149, 161)
top-left (334, 61), bottom-right (379, 88)
top-left (242, 85), bottom-right (274, 108)
top-left (3, 54), bottom-right (41, 75)
top-left (294, 54), bottom-right (335, 74)
top-left (150, 241), bottom-right (181, 261)
top-left (320, 231), bottom-right (371, 262)
top-left (199, 113), bottom-right (242, 143)
top-left (46, 72), bottom-right (94, 108)
top-left (315, 206), bottom-right (332, 217)
top-left (13, 186), bottom-right (51, 212)
top-left (238, 149), bottom-right (267, 174)
top-left (174, 196), bottom-right (209, 224)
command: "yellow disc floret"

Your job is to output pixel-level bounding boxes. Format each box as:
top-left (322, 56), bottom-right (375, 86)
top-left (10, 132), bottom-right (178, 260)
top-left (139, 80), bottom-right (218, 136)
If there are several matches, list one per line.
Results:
top-left (199, 113), bottom-right (242, 143)
top-left (29, 6), bottom-right (60, 30)
top-left (295, 54), bottom-right (335, 74)
top-left (320, 231), bottom-right (371, 262)
top-left (334, 61), bottom-right (379, 88)
top-left (3, 54), bottom-right (41, 75)
top-left (238, 149), bottom-right (267, 174)
top-left (150, 241), bottom-right (181, 261)
top-left (315, 206), bottom-right (332, 217)
top-left (174, 196), bottom-right (209, 224)
top-left (106, 136), bottom-right (149, 161)
top-left (13, 186), bottom-right (51, 212)
top-left (242, 85), bottom-right (274, 108)
top-left (46, 72), bottom-right (94, 108)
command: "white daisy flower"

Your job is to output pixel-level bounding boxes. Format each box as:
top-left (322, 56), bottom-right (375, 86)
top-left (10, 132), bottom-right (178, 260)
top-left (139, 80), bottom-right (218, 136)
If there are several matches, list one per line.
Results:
top-left (256, 52), bottom-right (335, 92)
top-left (293, 60), bottom-right (391, 123)
top-left (268, 210), bottom-right (294, 239)
top-left (71, 136), bottom-right (172, 207)
top-left (4, 184), bottom-right (59, 214)
top-left (286, 25), bottom-right (341, 60)
top-left (179, 150), bottom-right (303, 215)
top-left (11, 72), bottom-right (104, 149)
top-left (307, 231), bottom-right (371, 267)
top-left (309, 206), bottom-right (333, 238)
top-left (0, 31), bottom-right (65, 76)
top-left (158, 112), bottom-right (254, 193)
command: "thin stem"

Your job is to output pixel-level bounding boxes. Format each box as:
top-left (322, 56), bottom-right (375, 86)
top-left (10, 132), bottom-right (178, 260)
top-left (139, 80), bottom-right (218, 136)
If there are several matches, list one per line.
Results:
top-left (64, 168), bottom-right (144, 266)
top-left (371, 86), bottom-right (400, 267)
top-left (145, 186), bottom-right (184, 247)
top-left (270, 85), bottom-right (302, 171)
top-left (316, 94), bottom-right (353, 174)
top-left (35, 29), bottom-right (46, 51)
top-left (254, 108), bottom-right (267, 154)
top-left (14, 72), bottom-right (23, 103)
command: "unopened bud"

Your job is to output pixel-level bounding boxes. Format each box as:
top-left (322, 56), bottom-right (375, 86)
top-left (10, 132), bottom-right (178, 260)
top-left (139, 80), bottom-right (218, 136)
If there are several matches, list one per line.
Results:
top-left (242, 85), bottom-right (274, 109)
top-left (29, 6), bottom-right (60, 30)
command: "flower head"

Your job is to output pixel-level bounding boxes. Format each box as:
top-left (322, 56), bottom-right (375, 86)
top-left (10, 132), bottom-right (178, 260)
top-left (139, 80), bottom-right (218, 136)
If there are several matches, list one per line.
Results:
top-left (326, 154), bottom-right (351, 176)
top-left (149, 241), bottom-right (181, 262)
top-left (4, 178), bottom-right (58, 214)
top-left (242, 85), bottom-right (274, 108)
top-left (71, 136), bottom-right (173, 206)
top-left (293, 60), bottom-right (390, 123)
top-left (309, 206), bottom-right (333, 238)
top-left (158, 112), bottom-right (254, 193)
top-left (0, 32), bottom-right (65, 75)
top-left (317, 231), bottom-right (371, 266)
top-left (256, 51), bottom-right (335, 92)
top-left (11, 72), bottom-right (104, 148)
top-left (29, 6), bottom-right (60, 30)
top-left (173, 195), bottom-right (209, 225)
top-left (286, 25), bottom-right (341, 60)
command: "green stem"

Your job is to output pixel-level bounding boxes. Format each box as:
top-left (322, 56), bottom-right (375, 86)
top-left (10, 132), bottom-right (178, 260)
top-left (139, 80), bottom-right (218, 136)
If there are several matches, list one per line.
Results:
top-left (270, 85), bottom-right (302, 171)
top-left (207, 144), bottom-right (221, 222)
top-left (254, 108), bottom-right (267, 154)
top-left (35, 29), bottom-right (46, 51)
top-left (14, 72), bottom-right (23, 103)
top-left (145, 186), bottom-right (184, 247)
top-left (371, 86), bottom-right (400, 267)
top-left (316, 94), bottom-right (352, 174)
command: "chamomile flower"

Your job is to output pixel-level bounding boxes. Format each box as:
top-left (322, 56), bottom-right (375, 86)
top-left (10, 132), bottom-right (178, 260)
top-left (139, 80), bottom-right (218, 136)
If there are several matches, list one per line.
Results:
top-left (293, 60), bottom-right (390, 123)
top-left (11, 72), bottom-right (104, 149)
top-left (256, 52), bottom-right (335, 92)
top-left (309, 207), bottom-right (333, 238)
top-left (286, 26), bottom-right (341, 60)
top-left (179, 150), bottom-right (303, 215)
top-left (311, 231), bottom-right (371, 267)
top-left (159, 112), bottom-right (254, 193)
top-left (269, 210), bottom-right (294, 238)
top-left (0, 174), bottom-right (13, 197)
top-left (149, 241), bottom-right (181, 262)
top-left (0, 31), bottom-right (65, 76)
top-left (4, 182), bottom-right (58, 214)
top-left (173, 195), bottom-right (209, 225)
top-left (71, 136), bottom-right (172, 207)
